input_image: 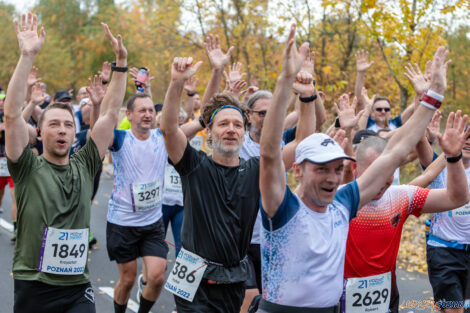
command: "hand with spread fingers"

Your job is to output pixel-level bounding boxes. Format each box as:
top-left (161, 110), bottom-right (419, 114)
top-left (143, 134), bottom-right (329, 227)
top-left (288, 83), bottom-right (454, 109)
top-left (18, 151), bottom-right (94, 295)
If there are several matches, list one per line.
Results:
top-left (229, 80), bottom-right (247, 99)
top-left (171, 57), bottom-right (203, 82)
top-left (280, 23), bottom-right (310, 80)
top-left (30, 83), bottom-right (46, 105)
top-left (355, 50), bottom-right (374, 73)
top-left (225, 62), bottom-right (246, 86)
top-left (334, 94), bottom-right (365, 130)
top-left (404, 62), bottom-right (430, 96)
top-left (437, 110), bottom-right (470, 158)
top-left (15, 12), bottom-right (45, 56)
top-left (300, 51), bottom-right (315, 76)
top-left (27, 66), bottom-right (41, 87)
top-left (426, 110), bottom-right (442, 144)
top-left (101, 22), bottom-right (127, 64)
top-left (204, 34), bottom-right (234, 71)
top-left (99, 61), bottom-right (112, 83)
top-left (86, 75), bottom-right (106, 106)
top-left (429, 47), bottom-right (451, 95)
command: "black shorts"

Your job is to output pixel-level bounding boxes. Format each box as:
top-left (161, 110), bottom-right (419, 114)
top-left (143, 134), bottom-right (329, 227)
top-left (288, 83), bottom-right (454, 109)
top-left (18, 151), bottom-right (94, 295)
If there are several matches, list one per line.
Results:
top-left (245, 243), bottom-right (261, 292)
top-left (427, 244), bottom-right (470, 307)
top-left (175, 280), bottom-right (245, 313)
top-left (14, 279), bottom-right (95, 313)
top-left (106, 218), bottom-right (168, 264)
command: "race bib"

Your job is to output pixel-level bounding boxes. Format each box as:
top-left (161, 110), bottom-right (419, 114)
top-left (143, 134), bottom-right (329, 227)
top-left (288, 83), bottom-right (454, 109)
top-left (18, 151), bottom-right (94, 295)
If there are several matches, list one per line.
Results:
top-left (0, 157), bottom-right (10, 177)
top-left (37, 227), bottom-right (89, 275)
top-left (131, 179), bottom-right (162, 212)
top-left (164, 248), bottom-right (207, 302)
top-left (449, 202), bottom-right (470, 218)
top-left (189, 136), bottom-right (203, 151)
top-left (344, 272), bottom-right (391, 313)
top-left (164, 165), bottom-right (182, 196)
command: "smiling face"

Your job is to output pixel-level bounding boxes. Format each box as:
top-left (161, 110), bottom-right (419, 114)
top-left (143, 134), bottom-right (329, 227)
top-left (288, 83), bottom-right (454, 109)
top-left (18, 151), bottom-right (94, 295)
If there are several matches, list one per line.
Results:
top-left (39, 108), bottom-right (76, 159)
top-left (209, 108), bottom-right (245, 158)
top-left (371, 99), bottom-right (391, 126)
top-left (295, 159), bottom-right (345, 207)
top-left (127, 97), bottom-right (156, 132)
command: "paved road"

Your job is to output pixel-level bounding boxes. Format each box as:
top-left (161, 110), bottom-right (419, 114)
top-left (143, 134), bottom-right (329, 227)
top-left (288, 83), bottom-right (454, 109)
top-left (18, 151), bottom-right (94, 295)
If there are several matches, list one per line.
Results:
top-left (0, 174), bottom-right (440, 312)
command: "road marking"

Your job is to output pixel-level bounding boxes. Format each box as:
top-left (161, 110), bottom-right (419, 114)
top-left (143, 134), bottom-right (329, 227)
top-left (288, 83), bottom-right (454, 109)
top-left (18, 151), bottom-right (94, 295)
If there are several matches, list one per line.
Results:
top-left (0, 218), bottom-right (13, 232)
top-left (99, 286), bottom-right (152, 313)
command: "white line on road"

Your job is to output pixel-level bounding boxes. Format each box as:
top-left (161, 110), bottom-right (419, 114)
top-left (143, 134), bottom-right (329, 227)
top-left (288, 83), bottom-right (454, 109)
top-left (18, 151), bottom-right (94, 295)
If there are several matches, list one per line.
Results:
top-left (99, 286), bottom-right (152, 313)
top-left (0, 218), bottom-right (13, 232)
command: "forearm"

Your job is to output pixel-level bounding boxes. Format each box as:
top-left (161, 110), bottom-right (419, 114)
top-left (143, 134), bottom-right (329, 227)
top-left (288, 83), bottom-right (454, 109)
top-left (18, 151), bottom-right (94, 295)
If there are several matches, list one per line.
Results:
top-left (416, 135), bottom-right (434, 168)
top-left (295, 100), bottom-right (315, 142)
top-left (21, 101), bottom-right (36, 122)
top-left (5, 55), bottom-right (36, 119)
top-left (180, 119), bottom-right (203, 139)
top-left (445, 159), bottom-right (470, 205)
top-left (357, 104), bottom-right (371, 130)
top-left (183, 97), bottom-right (194, 122)
top-left (100, 71), bottom-right (126, 123)
top-left (409, 154), bottom-right (445, 187)
top-left (90, 103), bottom-right (101, 129)
top-left (314, 97), bottom-right (326, 131)
top-left (161, 80), bottom-right (185, 134)
top-left (201, 68), bottom-right (223, 107)
top-left (283, 111), bottom-right (298, 130)
top-left (354, 71), bottom-right (366, 111)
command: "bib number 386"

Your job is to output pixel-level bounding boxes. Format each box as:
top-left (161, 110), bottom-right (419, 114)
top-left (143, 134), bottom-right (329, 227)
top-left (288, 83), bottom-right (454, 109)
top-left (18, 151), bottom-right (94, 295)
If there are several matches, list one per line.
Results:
top-left (37, 226), bottom-right (89, 275)
top-left (164, 248), bottom-right (206, 302)
top-left (344, 272), bottom-right (391, 313)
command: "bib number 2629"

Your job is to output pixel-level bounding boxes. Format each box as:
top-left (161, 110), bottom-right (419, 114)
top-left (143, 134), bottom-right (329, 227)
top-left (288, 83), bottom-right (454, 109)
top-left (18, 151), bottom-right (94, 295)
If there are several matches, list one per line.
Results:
top-left (344, 272), bottom-right (391, 313)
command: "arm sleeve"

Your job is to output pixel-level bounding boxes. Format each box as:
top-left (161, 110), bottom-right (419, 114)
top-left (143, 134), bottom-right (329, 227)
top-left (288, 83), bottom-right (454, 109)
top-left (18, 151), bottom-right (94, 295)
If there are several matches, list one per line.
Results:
top-left (71, 138), bottom-right (102, 178)
top-left (7, 146), bottom-right (36, 184)
top-left (109, 129), bottom-right (126, 152)
top-left (261, 185), bottom-right (300, 231)
top-left (170, 141), bottom-right (204, 177)
top-left (408, 186), bottom-right (430, 217)
top-left (334, 181), bottom-right (360, 221)
top-left (391, 115), bottom-right (403, 128)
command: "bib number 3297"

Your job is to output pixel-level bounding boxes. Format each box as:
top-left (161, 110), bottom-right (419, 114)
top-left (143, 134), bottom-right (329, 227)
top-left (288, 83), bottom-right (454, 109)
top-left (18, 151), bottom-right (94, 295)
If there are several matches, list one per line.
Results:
top-left (37, 226), bottom-right (89, 275)
top-left (344, 272), bottom-right (391, 313)
top-left (164, 248), bottom-right (206, 302)
top-left (131, 179), bottom-right (162, 212)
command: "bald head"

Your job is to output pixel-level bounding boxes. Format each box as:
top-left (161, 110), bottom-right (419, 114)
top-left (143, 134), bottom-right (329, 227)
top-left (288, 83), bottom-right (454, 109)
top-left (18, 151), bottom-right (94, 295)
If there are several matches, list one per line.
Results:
top-left (355, 136), bottom-right (387, 166)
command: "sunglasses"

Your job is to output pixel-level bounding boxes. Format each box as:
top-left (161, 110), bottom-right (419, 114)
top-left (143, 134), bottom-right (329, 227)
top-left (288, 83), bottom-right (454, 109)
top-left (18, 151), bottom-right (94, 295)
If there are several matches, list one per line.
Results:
top-left (375, 107), bottom-right (390, 112)
top-left (252, 110), bottom-right (267, 117)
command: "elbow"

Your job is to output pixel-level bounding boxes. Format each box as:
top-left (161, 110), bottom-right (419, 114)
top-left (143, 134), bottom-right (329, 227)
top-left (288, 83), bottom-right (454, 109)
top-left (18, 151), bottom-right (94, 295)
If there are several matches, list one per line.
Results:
top-left (455, 192), bottom-right (470, 208)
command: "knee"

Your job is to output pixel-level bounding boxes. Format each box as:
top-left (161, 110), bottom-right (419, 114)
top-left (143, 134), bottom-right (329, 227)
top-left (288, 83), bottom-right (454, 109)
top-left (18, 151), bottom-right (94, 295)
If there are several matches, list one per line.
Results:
top-left (146, 271), bottom-right (165, 288)
top-left (119, 268), bottom-right (137, 289)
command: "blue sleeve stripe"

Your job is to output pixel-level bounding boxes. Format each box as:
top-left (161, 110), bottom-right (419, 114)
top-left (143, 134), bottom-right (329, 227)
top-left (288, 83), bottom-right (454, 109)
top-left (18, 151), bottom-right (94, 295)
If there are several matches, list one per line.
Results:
top-left (335, 181), bottom-right (360, 221)
top-left (261, 186), bottom-right (300, 231)
top-left (110, 129), bottom-right (126, 152)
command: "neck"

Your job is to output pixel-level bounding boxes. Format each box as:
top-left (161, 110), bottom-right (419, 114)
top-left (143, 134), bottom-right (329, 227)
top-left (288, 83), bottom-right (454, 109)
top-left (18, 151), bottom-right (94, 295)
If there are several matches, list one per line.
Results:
top-left (212, 151), bottom-right (240, 167)
top-left (43, 150), bottom-right (69, 166)
top-left (131, 127), bottom-right (151, 140)
top-left (295, 184), bottom-right (328, 213)
top-left (249, 128), bottom-right (261, 143)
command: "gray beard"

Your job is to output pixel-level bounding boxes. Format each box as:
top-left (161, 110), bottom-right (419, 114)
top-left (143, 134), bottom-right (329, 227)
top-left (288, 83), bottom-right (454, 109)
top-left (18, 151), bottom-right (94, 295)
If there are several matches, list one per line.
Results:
top-left (212, 137), bottom-right (243, 159)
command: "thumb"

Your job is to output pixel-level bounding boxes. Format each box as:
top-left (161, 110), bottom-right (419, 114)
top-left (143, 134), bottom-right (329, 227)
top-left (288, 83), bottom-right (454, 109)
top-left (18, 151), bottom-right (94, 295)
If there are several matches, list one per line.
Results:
top-left (193, 61), bottom-right (203, 73)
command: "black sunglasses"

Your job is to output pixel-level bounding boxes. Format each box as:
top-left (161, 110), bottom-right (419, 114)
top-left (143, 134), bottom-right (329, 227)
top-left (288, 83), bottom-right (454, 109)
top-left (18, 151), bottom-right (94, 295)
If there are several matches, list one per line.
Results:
top-left (252, 110), bottom-right (267, 117)
top-left (375, 107), bottom-right (390, 112)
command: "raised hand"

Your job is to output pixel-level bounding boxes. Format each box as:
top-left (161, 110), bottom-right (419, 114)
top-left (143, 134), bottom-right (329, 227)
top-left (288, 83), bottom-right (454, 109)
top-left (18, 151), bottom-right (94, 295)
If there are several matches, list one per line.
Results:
top-left (86, 75), bottom-right (106, 105)
top-left (99, 61), bottom-right (111, 83)
top-left (184, 76), bottom-right (198, 94)
top-left (355, 50), bottom-right (374, 73)
top-left (226, 62), bottom-right (246, 85)
top-left (300, 51), bottom-right (315, 76)
top-left (426, 110), bottom-right (442, 143)
top-left (171, 57), bottom-right (203, 82)
top-left (30, 83), bottom-right (46, 105)
top-left (437, 110), bottom-right (470, 157)
top-left (361, 87), bottom-right (376, 108)
top-left (230, 80), bottom-right (247, 99)
top-left (101, 23), bottom-right (127, 63)
top-left (242, 85), bottom-right (259, 102)
top-left (14, 12), bottom-right (45, 56)
top-left (404, 63), bottom-right (430, 96)
top-left (292, 71), bottom-right (315, 98)
top-left (204, 35), bottom-right (234, 70)
top-left (27, 66), bottom-right (41, 87)
top-left (334, 94), bottom-right (365, 129)
top-left (333, 129), bottom-right (348, 151)
top-left (281, 24), bottom-right (310, 79)
top-left (429, 47), bottom-right (451, 95)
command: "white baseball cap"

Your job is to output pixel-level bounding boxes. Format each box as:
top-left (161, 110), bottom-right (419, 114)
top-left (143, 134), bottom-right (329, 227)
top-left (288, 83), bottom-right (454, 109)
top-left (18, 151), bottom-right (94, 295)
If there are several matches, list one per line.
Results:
top-left (295, 133), bottom-right (355, 164)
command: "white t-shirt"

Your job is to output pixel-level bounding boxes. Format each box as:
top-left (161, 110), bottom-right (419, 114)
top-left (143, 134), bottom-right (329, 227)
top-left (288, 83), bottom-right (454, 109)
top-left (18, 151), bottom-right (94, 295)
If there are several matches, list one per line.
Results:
top-left (107, 129), bottom-right (168, 227)
top-left (428, 167), bottom-right (470, 245)
top-left (261, 182), bottom-right (360, 308)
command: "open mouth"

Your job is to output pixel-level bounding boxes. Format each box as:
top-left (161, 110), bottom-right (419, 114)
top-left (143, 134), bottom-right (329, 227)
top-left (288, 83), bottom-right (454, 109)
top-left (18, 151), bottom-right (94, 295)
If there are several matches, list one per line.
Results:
top-left (321, 187), bottom-right (335, 193)
top-left (57, 139), bottom-right (66, 147)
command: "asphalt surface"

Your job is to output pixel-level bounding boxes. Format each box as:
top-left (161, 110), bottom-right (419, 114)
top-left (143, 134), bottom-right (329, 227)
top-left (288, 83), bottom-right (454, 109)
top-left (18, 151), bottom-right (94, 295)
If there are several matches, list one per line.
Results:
top-left (0, 172), bottom-right (442, 312)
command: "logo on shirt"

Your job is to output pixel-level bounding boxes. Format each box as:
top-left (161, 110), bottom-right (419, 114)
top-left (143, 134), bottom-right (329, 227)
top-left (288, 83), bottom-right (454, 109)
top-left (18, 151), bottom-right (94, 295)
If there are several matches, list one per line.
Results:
top-left (321, 139), bottom-right (335, 147)
top-left (390, 212), bottom-right (401, 227)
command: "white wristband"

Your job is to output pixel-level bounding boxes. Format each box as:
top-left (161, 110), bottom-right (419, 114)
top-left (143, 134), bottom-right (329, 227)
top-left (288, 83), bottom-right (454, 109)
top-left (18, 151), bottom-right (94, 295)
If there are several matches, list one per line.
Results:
top-left (427, 90), bottom-right (444, 101)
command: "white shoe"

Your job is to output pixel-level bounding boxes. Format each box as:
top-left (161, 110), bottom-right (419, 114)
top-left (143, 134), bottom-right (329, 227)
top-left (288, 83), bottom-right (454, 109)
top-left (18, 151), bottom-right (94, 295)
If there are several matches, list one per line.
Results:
top-left (136, 273), bottom-right (145, 304)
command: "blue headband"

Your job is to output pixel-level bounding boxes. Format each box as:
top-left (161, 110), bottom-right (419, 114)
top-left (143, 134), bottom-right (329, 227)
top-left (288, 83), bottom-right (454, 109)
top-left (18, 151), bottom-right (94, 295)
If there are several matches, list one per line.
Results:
top-left (209, 105), bottom-right (245, 124)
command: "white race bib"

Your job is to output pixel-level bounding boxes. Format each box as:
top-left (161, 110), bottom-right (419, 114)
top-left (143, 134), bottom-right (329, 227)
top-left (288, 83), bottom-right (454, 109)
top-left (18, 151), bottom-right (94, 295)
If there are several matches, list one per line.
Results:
top-left (0, 157), bottom-right (10, 177)
top-left (189, 136), bottom-right (203, 151)
top-left (449, 202), bottom-right (470, 218)
top-left (345, 272), bottom-right (391, 313)
top-left (131, 179), bottom-right (162, 212)
top-left (164, 248), bottom-right (207, 302)
top-left (37, 227), bottom-right (89, 275)
top-left (164, 165), bottom-right (182, 196)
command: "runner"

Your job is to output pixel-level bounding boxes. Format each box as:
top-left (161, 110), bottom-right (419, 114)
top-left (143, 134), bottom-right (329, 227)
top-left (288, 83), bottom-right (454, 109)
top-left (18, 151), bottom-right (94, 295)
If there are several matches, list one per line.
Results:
top-left (256, 25), bottom-right (462, 312)
top-left (5, 14), bottom-right (127, 313)
top-left (160, 43), bottom-right (316, 312)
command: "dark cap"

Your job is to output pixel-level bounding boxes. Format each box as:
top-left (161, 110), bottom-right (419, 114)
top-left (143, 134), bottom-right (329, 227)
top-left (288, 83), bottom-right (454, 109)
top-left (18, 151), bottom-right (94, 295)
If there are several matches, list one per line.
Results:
top-left (352, 129), bottom-right (378, 145)
top-left (53, 90), bottom-right (72, 102)
top-left (155, 103), bottom-right (163, 113)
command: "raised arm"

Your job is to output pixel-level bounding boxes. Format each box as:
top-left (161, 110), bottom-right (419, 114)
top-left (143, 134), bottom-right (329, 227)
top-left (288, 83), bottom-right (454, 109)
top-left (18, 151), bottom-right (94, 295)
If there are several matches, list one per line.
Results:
top-left (422, 111), bottom-right (470, 212)
top-left (5, 13), bottom-right (45, 162)
top-left (357, 46), bottom-right (451, 208)
top-left (409, 153), bottom-right (445, 188)
top-left (357, 87), bottom-right (375, 130)
top-left (260, 24), bottom-right (309, 218)
top-left (354, 50), bottom-right (374, 112)
top-left (22, 82), bottom-right (45, 122)
top-left (90, 23), bottom-right (127, 158)
top-left (86, 74), bottom-right (106, 130)
top-left (201, 35), bottom-right (234, 108)
top-left (182, 77), bottom-right (198, 120)
top-left (160, 57), bottom-right (202, 164)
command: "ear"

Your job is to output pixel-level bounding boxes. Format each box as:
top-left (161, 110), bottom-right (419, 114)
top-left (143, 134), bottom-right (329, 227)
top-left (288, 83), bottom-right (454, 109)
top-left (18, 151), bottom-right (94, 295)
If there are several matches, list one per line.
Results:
top-left (125, 109), bottom-right (131, 119)
top-left (293, 162), bottom-right (303, 180)
top-left (351, 161), bottom-right (358, 178)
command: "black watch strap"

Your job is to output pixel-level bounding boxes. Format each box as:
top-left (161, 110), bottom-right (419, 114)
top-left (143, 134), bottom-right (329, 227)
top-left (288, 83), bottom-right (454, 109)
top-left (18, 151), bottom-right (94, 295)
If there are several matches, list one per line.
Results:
top-left (299, 94), bottom-right (317, 103)
top-left (111, 61), bottom-right (128, 72)
top-left (446, 152), bottom-right (463, 163)
top-left (198, 116), bottom-right (206, 128)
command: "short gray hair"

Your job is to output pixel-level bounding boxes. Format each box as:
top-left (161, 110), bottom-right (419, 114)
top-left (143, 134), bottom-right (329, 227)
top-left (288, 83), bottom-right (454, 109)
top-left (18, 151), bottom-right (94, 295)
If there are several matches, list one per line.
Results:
top-left (246, 90), bottom-right (272, 110)
top-left (355, 136), bottom-right (387, 165)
